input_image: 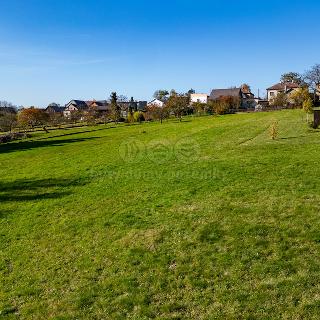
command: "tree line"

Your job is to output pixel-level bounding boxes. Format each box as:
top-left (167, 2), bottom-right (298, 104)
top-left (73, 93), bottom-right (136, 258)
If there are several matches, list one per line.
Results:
top-left (0, 90), bottom-right (205, 134)
top-left (1, 63), bottom-right (320, 135)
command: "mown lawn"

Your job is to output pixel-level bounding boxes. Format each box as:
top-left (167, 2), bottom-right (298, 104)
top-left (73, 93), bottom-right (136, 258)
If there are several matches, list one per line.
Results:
top-left (1, 110), bottom-right (320, 319)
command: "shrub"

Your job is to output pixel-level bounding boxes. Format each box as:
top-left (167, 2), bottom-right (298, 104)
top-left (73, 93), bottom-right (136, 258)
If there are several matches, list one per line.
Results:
top-left (133, 111), bottom-right (145, 123)
top-left (0, 111), bottom-right (17, 132)
top-left (193, 102), bottom-right (207, 116)
top-left (271, 92), bottom-right (288, 108)
top-left (270, 120), bottom-right (278, 140)
top-left (0, 132), bottom-right (30, 144)
top-left (208, 100), bottom-right (229, 115)
top-left (290, 87), bottom-right (311, 108)
top-left (303, 98), bottom-right (314, 123)
top-left (127, 112), bottom-right (134, 123)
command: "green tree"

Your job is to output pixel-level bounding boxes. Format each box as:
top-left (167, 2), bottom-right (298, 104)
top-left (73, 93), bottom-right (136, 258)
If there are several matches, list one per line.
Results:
top-left (280, 72), bottom-right (304, 85)
top-left (126, 97), bottom-right (135, 123)
top-left (128, 97), bottom-right (137, 113)
top-left (271, 92), bottom-right (288, 107)
top-left (18, 107), bottom-right (50, 132)
top-left (127, 111), bottom-right (134, 123)
top-left (146, 104), bottom-right (169, 123)
top-left (193, 102), bottom-right (207, 116)
top-left (133, 111), bottom-right (145, 123)
top-left (290, 87), bottom-right (311, 108)
top-left (110, 92), bottom-right (121, 124)
top-left (166, 94), bottom-right (189, 121)
top-left (187, 88), bottom-right (195, 95)
top-left (170, 89), bottom-right (177, 96)
top-left (303, 97), bottom-right (314, 123)
top-left (208, 95), bottom-right (240, 114)
top-left (153, 90), bottom-right (169, 100)
top-left (207, 100), bottom-right (229, 115)
top-left (185, 88), bottom-right (196, 104)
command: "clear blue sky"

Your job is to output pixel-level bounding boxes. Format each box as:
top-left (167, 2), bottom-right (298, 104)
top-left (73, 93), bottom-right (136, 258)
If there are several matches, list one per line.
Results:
top-left (0, 0), bottom-right (319, 107)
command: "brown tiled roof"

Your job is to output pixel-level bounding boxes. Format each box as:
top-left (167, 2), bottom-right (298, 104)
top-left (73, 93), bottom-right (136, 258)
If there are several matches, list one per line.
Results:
top-left (267, 82), bottom-right (300, 91)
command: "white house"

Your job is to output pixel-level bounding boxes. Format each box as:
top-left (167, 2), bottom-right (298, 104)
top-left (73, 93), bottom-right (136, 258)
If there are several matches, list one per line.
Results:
top-left (266, 82), bottom-right (300, 102)
top-left (190, 93), bottom-right (208, 104)
top-left (147, 99), bottom-right (165, 108)
top-left (63, 100), bottom-right (88, 117)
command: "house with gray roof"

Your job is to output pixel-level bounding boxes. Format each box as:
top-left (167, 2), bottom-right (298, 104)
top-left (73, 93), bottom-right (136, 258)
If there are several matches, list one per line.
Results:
top-left (45, 103), bottom-right (64, 113)
top-left (209, 88), bottom-right (242, 101)
top-left (86, 100), bottom-right (110, 112)
top-left (63, 100), bottom-right (88, 117)
top-left (209, 88), bottom-right (256, 109)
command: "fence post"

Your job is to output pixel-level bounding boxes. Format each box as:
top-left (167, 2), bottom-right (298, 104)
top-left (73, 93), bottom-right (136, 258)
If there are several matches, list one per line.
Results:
top-left (314, 108), bottom-right (320, 129)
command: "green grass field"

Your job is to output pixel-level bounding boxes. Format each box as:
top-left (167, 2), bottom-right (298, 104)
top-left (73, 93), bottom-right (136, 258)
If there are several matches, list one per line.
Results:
top-left (1, 110), bottom-right (320, 319)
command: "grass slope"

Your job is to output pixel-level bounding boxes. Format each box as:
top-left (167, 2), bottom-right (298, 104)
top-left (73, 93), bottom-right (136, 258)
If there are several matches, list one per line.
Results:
top-left (1, 110), bottom-right (320, 319)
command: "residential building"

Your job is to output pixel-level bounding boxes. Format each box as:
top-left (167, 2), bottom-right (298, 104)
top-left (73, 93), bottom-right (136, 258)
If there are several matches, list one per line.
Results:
top-left (137, 101), bottom-right (147, 111)
top-left (63, 100), bottom-right (88, 117)
top-left (45, 103), bottom-right (64, 114)
top-left (209, 88), bottom-right (256, 109)
top-left (266, 82), bottom-right (300, 102)
top-left (86, 100), bottom-right (110, 112)
top-left (190, 93), bottom-right (208, 104)
top-left (0, 106), bottom-right (16, 114)
top-left (147, 99), bottom-right (165, 108)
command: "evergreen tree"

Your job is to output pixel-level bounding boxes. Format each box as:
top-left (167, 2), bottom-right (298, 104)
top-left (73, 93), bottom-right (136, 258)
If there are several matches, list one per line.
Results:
top-left (110, 92), bottom-right (121, 124)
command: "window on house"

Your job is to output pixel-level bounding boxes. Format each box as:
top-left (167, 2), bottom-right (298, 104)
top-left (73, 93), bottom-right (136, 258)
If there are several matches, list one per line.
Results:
top-left (270, 92), bottom-right (275, 97)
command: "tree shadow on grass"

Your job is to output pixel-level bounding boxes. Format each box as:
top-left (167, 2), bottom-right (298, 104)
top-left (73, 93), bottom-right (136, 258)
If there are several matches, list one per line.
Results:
top-left (280, 135), bottom-right (308, 140)
top-left (0, 136), bottom-right (101, 154)
top-left (0, 209), bottom-right (14, 220)
top-left (0, 177), bottom-right (87, 205)
top-left (36, 125), bottom-right (117, 141)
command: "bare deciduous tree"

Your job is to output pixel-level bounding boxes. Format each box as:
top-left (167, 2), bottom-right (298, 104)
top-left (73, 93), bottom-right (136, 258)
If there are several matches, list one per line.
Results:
top-left (0, 101), bottom-right (18, 132)
top-left (304, 64), bottom-right (320, 101)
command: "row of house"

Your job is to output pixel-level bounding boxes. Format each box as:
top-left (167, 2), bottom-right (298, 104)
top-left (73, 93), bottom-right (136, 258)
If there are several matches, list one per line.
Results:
top-left (190, 86), bottom-right (263, 109)
top-left (139, 86), bottom-right (258, 110)
top-left (189, 82), bottom-right (306, 109)
top-left (46, 99), bottom-right (148, 117)
top-left (45, 81), bottom-right (309, 116)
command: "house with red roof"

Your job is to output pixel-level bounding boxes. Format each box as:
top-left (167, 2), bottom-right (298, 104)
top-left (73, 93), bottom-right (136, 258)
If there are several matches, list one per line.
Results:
top-left (266, 82), bottom-right (300, 102)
